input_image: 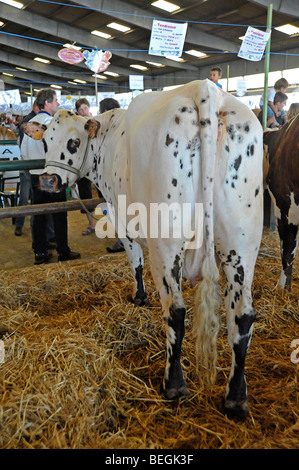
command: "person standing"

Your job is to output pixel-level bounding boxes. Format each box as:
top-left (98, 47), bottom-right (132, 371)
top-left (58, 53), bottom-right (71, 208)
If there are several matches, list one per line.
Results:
top-left (14, 99), bottom-right (39, 236)
top-left (209, 67), bottom-right (222, 88)
top-left (259, 78), bottom-right (288, 121)
top-left (75, 98), bottom-right (97, 236)
top-left (258, 92), bottom-right (288, 128)
top-left (21, 88), bottom-right (80, 264)
top-left (98, 98), bottom-right (125, 253)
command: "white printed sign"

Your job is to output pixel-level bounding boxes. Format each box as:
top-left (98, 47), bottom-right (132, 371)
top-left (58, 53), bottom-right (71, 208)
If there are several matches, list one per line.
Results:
top-left (129, 75), bottom-right (144, 90)
top-left (238, 26), bottom-right (271, 61)
top-left (149, 20), bottom-right (188, 57)
top-left (0, 89), bottom-right (21, 106)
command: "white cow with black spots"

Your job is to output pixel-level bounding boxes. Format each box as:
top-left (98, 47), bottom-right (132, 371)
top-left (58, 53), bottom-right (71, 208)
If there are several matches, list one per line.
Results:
top-left (22, 80), bottom-right (263, 418)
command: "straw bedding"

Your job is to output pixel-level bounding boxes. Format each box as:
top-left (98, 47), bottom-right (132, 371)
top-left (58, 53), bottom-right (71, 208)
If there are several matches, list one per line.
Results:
top-left (0, 229), bottom-right (298, 449)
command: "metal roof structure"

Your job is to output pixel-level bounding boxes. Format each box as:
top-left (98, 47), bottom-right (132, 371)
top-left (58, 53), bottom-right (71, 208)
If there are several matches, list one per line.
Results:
top-left (1, 0), bottom-right (299, 99)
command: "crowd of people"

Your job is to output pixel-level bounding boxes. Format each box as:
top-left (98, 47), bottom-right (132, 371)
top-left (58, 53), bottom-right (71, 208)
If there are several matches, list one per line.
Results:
top-left (11, 88), bottom-right (123, 265)
top-left (5, 73), bottom-right (299, 265)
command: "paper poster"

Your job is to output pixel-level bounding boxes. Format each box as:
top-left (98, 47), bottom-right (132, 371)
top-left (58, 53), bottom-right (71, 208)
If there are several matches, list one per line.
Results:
top-left (238, 26), bottom-right (271, 61)
top-left (129, 75), bottom-right (144, 90)
top-left (0, 89), bottom-right (21, 106)
top-left (149, 20), bottom-right (188, 57)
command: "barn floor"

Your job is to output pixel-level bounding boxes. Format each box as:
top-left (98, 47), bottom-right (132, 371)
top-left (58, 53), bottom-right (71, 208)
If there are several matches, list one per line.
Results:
top-left (0, 208), bottom-right (298, 449)
top-left (0, 206), bottom-right (114, 270)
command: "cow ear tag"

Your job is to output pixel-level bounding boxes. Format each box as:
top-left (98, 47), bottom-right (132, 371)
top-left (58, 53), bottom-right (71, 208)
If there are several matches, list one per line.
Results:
top-left (34, 130), bottom-right (43, 140)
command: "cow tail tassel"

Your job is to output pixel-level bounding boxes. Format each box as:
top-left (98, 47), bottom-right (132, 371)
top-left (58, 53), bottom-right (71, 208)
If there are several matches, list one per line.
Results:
top-left (193, 255), bottom-right (221, 386)
top-left (192, 79), bottom-right (222, 386)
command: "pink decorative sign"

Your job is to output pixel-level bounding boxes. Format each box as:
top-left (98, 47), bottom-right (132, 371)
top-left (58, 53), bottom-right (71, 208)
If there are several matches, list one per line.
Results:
top-left (58, 47), bottom-right (84, 64)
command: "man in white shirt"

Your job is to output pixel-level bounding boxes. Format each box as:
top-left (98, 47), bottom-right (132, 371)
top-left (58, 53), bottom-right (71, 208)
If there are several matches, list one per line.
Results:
top-left (21, 88), bottom-right (80, 265)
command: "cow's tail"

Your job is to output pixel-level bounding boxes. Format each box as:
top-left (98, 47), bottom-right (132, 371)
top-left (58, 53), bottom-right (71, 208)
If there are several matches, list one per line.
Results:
top-left (192, 79), bottom-right (222, 386)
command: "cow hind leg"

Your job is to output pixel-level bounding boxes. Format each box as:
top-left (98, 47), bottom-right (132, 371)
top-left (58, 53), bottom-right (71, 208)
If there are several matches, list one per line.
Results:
top-left (149, 245), bottom-right (189, 399)
top-left (276, 219), bottom-right (298, 291)
top-left (221, 252), bottom-right (257, 419)
top-left (122, 238), bottom-right (149, 306)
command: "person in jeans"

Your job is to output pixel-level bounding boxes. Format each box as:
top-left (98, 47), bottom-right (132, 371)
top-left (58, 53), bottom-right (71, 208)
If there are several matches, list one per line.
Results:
top-left (99, 98), bottom-right (125, 253)
top-left (21, 88), bottom-right (80, 265)
top-left (15, 100), bottom-right (56, 244)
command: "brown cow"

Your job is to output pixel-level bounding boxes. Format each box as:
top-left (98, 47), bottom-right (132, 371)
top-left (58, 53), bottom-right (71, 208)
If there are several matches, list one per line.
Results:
top-left (0, 127), bottom-right (17, 141)
top-left (263, 115), bottom-right (299, 290)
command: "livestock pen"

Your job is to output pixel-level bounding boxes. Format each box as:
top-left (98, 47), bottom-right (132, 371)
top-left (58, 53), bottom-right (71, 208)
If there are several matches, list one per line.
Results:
top-left (0, 209), bottom-right (298, 449)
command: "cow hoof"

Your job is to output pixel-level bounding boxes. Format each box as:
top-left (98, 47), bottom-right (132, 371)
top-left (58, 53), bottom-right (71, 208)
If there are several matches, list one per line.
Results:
top-left (132, 295), bottom-right (150, 307)
top-left (222, 398), bottom-right (250, 420)
top-left (163, 385), bottom-right (190, 400)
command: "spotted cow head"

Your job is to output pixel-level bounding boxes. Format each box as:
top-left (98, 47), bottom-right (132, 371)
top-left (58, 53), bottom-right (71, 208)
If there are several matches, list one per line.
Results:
top-left (22, 110), bottom-right (101, 192)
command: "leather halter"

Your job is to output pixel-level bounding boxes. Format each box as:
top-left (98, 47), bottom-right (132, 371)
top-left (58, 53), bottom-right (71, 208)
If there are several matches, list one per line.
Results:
top-left (45, 137), bottom-right (90, 181)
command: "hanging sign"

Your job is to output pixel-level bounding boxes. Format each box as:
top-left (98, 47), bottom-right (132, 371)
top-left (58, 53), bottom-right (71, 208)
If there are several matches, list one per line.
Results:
top-left (129, 75), bottom-right (144, 90)
top-left (238, 27), bottom-right (271, 61)
top-left (149, 20), bottom-right (187, 57)
top-left (58, 46), bottom-right (84, 64)
top-left (83, 50), bottom-right (112, 73)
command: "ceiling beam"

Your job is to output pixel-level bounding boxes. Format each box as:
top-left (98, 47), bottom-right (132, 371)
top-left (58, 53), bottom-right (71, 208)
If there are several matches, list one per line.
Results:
top-left (0, 65), bottom-right (96, 94)
top-left (0, 3), bottom-right (197, 71)
top-left (0, 32), bottom-right (134, 78)
top-left (0, 49), bottom-right (112, 86)
top-left (248, 0), bottom-right (299, 18)
top-left (72, 0), bottom-right (239, 52)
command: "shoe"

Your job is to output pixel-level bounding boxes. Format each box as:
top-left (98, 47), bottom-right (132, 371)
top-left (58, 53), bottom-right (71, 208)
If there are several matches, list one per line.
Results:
top-left (58, 251), bottom-right (81, 262)
top-left (34, 252), bottom-right (53, 265)
top-left (106, 241), bottom-right (125, 253)
top-left (14, 226), bottom-right (22, 236)
top-left (82, 226), bottom-right (95, 236)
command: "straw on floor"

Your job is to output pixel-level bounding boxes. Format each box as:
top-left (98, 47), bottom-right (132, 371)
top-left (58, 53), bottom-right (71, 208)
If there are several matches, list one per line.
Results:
top-left (0, 230), bottom-right (298, 449)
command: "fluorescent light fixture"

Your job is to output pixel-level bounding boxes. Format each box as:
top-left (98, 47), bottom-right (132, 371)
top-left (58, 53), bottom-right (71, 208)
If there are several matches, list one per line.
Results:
top-left (51, 84), bottom-right (62, 89)
top-left (0, 21), bottom-right (4, 26)
top-left (151, 0), bottom-right (180, 12)
top-left (104, 71), bottom-right (119, 77)
top-left (33, 88), bottom-right (41, 92)
top-left (275, 24), bottom-right (299, 35)
top-left (165, 55), bottom-right (184, 62)
top-left (2, 72), bottom-right (13, 77)
top-left (146, 61), bottom-right (165, 67)
top-left (130, 64), bottom-right (148, 71)
top-left (92, 74), bottom-right (108, 80)
top-left (0, 0), bottom-right (24, 9)
top-left (107, 22), bottom-right (130, 33)
top-left (68, 81), bottom-right (78, 85)
top-left (185, 49), bottom-right (207, 58)
top-left (15, 66), bottom-right (27, 71)
top-left (91, 30), bottom-right (111, 39)
top-left (74, 79), bottom-right (87, 84)
top-left (34, 57), bottom-right (50, 64)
